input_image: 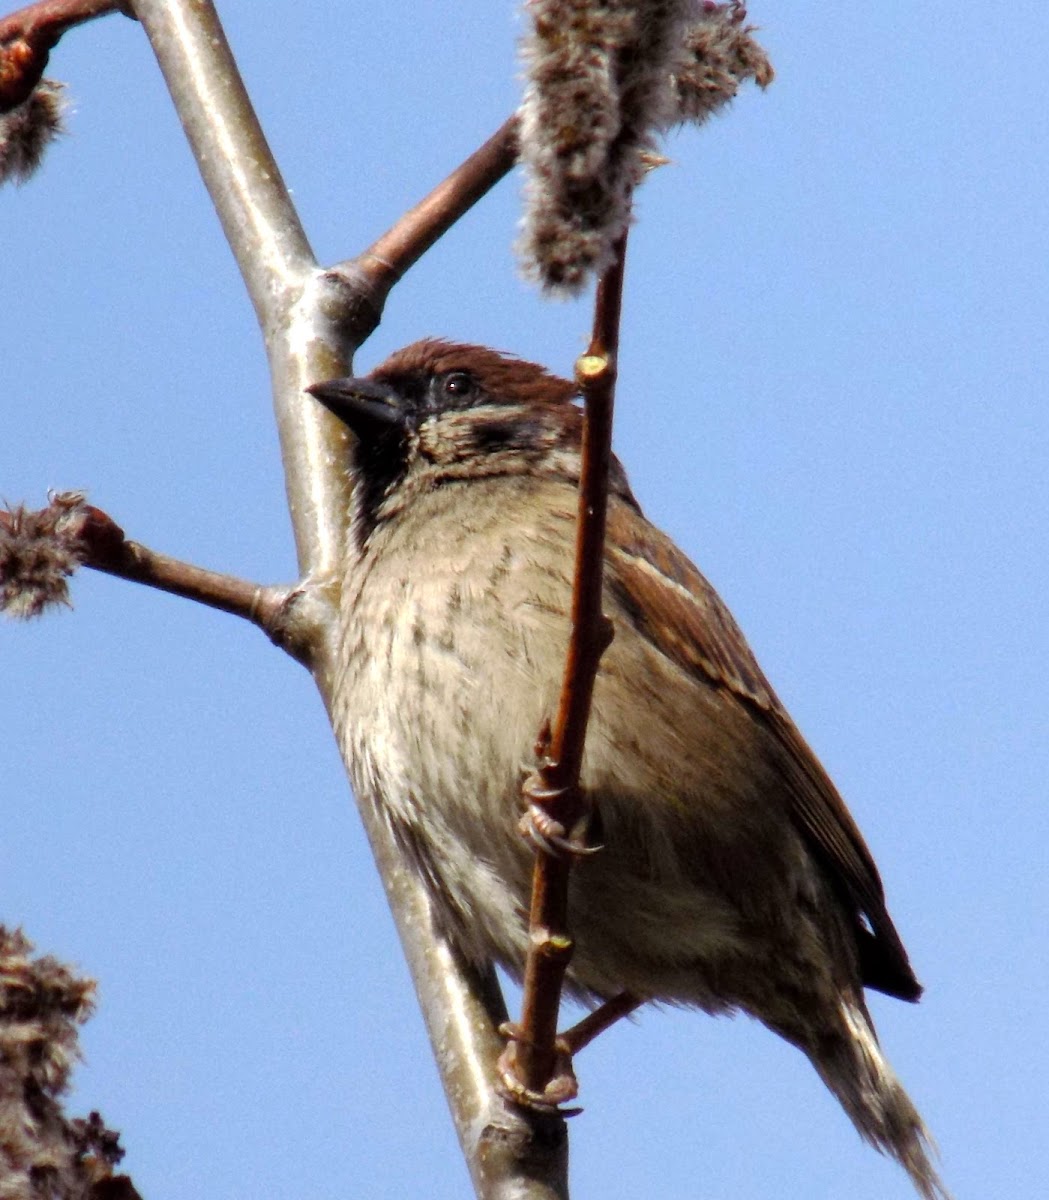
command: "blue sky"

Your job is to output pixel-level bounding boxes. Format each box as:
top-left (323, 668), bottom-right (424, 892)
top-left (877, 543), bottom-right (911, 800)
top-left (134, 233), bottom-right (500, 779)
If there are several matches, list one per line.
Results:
top-left (3, 3), bottom-right (1046, 1196)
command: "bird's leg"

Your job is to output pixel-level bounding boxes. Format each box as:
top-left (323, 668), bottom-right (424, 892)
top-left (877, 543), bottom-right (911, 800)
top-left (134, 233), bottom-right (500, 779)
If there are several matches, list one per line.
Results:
top-left (497, 991), bottom-right (642, 1114)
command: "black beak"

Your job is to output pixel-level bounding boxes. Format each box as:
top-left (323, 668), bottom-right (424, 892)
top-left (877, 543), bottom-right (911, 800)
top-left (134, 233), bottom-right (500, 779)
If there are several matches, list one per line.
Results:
top-left (306, 377), bottom-right (409, 438)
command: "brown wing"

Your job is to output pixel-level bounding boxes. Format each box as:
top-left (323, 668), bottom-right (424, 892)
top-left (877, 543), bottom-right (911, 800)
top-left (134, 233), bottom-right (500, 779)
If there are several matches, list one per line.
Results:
top-left (605, 501), bottom-right (922, 1001)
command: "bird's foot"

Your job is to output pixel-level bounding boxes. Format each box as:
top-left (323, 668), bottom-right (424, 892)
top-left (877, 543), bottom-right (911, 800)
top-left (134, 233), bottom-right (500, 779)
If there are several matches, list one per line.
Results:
top-left (496, 1022), bottom-right (582, 1116)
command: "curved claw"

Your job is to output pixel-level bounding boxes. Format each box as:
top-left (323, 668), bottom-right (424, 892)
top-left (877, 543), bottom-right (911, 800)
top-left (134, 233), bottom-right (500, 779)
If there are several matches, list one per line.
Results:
top-left (518, 804), bottom-right (603, 858)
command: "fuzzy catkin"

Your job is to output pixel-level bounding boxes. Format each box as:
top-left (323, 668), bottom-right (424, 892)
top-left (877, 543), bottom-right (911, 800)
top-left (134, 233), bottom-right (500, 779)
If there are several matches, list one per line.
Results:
top-left (668, 2), bottom-right (773, 127)
top-left (518, 0), bottom-right (693, 294)
top-left (517, 1), bottom-right (772, 295)
top-left (0, 79), bottom-right (65, 187)
top-left (0, 927), bottom-right (128, 1199)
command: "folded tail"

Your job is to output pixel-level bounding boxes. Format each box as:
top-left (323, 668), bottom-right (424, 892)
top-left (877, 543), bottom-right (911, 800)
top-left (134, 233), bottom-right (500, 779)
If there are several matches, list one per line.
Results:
top-left (800, 1000), bottom-right (950, 1200)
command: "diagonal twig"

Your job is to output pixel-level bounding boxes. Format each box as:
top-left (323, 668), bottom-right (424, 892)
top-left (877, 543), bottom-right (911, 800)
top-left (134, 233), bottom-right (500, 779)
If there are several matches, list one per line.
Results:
top-left (327, 113), bottom-right (520, 336)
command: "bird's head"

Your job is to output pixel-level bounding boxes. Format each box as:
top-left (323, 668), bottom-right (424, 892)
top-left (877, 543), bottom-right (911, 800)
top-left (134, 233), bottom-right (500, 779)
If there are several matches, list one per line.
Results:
top-left (307, 338), bottom-right (634, 546)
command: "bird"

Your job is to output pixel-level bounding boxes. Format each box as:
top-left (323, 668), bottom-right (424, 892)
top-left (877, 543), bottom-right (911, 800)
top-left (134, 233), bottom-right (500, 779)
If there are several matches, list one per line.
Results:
top-left (307, 338), bottom-right (947, 1199)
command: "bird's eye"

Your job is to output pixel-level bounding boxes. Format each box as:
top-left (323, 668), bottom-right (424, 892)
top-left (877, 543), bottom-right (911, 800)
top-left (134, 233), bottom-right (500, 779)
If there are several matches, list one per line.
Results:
top-left (442, 371), bottom-right (475, 400)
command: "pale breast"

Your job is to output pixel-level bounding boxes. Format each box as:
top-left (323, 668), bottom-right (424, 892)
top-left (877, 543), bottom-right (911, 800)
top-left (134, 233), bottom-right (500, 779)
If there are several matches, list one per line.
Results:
top-left (333, 476), bottom-right (833, 1002)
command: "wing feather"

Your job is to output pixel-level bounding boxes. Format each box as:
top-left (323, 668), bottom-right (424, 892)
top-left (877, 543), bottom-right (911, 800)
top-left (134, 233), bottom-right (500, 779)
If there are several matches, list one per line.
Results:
top-left (605, 502), bottom-right (921, 1001)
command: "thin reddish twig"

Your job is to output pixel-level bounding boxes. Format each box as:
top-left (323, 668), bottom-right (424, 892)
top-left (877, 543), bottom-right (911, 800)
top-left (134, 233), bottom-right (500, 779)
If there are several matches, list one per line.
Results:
top-left (0, 0), bottom-right (131, 109)
top-left (507, 231), bottom-right (629, 1102)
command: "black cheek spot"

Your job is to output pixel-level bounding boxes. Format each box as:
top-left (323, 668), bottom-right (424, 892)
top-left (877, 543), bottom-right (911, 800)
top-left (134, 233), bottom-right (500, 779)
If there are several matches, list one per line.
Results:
top-left (471, 418), bottom-right (544, 454)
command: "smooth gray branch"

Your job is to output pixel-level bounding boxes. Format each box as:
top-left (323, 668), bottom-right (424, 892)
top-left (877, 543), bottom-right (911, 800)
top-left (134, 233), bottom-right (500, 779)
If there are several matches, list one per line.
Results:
top-left (128, 3), bottom-right (565, 1195)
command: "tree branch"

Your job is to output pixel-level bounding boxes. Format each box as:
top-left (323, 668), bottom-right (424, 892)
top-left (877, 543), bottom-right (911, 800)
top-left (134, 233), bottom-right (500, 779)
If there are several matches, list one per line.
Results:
top-left (131, 0), bottom-right (352, 590)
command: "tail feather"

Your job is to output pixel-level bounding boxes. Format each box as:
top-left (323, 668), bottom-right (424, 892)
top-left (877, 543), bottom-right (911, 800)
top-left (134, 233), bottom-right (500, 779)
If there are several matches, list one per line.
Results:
top-left (808, 1001), bottom-right (950, 1200)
